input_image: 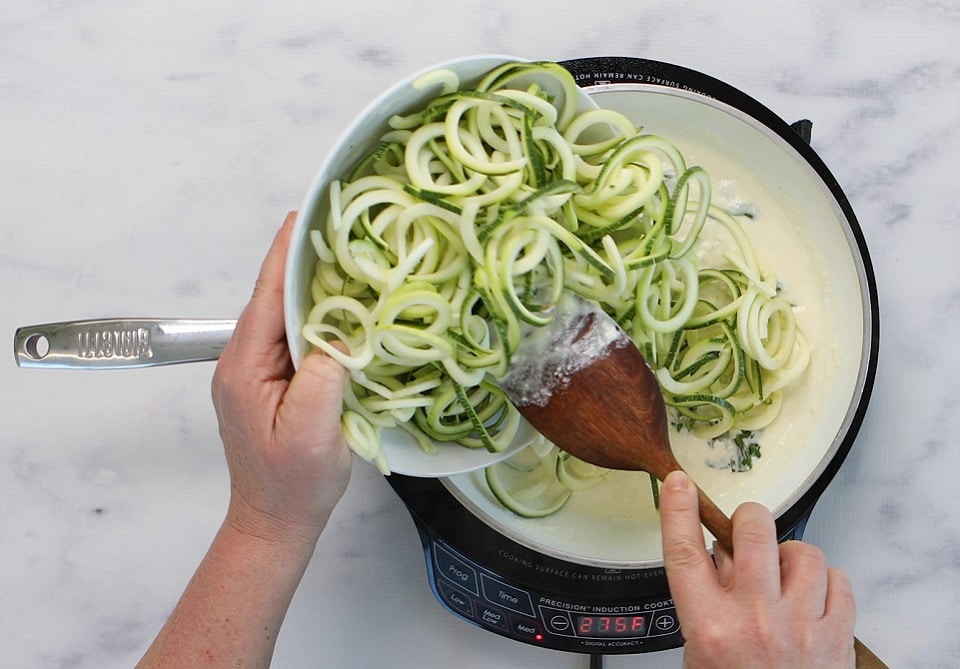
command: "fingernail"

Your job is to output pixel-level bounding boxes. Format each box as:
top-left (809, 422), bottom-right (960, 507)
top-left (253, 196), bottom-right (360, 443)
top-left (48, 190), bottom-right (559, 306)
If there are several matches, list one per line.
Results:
top-left (664, 470), bottom-right (690, 491)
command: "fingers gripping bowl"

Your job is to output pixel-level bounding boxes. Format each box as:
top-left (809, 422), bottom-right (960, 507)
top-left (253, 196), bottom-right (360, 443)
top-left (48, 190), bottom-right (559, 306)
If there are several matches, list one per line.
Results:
top-left (284, 51), bottom-right (878, 550)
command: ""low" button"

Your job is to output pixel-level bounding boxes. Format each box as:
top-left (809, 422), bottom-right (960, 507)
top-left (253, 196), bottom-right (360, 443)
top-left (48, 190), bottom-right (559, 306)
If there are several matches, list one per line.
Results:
top-left (437, 581), bottom-right (474, 618)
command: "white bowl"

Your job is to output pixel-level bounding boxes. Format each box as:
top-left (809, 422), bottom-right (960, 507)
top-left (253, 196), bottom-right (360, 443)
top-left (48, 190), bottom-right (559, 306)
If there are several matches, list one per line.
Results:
top-left (285, 55), bottom-right (593, 477)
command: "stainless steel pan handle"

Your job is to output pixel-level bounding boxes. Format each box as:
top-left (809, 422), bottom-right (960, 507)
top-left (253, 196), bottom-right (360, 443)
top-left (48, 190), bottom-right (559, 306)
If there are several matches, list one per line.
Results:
top-left (13, 319), bottom-right (237, 369)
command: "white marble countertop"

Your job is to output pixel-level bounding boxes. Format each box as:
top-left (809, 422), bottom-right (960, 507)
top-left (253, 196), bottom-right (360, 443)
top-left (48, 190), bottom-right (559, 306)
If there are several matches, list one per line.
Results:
top-left (3, 1), bottom-right (958, 667)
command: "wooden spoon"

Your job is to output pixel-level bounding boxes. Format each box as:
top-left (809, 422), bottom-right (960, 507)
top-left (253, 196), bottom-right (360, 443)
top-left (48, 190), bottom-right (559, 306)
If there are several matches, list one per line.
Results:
top-left (498, 292), bottom-right (733, 552)
top-left (498, 293), bottom-right (887, 669)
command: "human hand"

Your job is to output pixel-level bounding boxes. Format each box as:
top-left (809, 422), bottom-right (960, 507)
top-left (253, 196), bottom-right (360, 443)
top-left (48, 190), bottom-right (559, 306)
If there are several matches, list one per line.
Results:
top-left (660, 471), bottom-right (856, 669)
top-left (211, 211), bottom-right (352, 547)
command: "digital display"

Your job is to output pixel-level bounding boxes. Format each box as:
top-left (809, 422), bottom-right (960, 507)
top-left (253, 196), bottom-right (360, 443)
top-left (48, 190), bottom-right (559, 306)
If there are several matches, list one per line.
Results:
top-left (575, 614), bottom-right (648, 638)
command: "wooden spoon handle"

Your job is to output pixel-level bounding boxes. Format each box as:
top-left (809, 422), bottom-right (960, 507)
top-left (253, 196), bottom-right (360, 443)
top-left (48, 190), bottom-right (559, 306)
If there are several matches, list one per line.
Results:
top-left (693, 483), bottom-right (734, 555)
top-left (855, 637), bottom-right (888, 668)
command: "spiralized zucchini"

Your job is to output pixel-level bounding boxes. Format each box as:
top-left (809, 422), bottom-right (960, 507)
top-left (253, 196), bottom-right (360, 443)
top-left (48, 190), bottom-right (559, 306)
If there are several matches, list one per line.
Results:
top-left (302, 61), bottom-right (810, 482)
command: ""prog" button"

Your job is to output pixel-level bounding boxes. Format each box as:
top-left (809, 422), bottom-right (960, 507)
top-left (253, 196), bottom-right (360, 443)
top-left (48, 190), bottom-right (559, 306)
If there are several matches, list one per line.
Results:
top-left (434, 544), bottom-right (479, 595)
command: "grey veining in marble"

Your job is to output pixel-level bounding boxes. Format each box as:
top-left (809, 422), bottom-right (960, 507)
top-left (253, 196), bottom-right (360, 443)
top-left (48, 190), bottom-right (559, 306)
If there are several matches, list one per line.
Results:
top-left (3, 1), bottom-right (959, 667)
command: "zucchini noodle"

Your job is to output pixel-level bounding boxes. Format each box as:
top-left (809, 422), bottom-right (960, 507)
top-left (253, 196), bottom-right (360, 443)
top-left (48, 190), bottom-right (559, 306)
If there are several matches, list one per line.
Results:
top-left (302, 61), bottom-right (810, 492)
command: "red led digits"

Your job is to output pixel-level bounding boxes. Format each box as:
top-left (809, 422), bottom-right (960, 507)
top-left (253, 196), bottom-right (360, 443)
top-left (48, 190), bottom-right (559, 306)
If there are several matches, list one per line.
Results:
top-left (576, 615), bottom-right (648, 637)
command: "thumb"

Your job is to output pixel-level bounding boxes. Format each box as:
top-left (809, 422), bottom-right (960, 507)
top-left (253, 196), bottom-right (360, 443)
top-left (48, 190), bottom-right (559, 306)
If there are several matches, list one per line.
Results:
top-left (277, 349), bottom-right (350, 454)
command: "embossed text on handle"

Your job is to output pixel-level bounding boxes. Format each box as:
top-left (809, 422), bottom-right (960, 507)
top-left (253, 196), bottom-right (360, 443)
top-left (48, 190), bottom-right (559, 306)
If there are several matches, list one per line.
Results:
top-left (77, 327), bottom-right (153, 360)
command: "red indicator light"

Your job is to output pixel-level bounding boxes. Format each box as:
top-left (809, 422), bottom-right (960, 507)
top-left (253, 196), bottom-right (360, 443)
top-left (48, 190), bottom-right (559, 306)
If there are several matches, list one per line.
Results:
top-left (535, 633), bottom-right (544, 641)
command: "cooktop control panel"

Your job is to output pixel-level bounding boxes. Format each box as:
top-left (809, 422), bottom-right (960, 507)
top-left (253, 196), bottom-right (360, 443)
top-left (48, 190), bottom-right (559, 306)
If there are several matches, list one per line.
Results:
top-left (421, 532), bottom-right (683, 654)
top-left (389, 471), bottom-right (814, 656)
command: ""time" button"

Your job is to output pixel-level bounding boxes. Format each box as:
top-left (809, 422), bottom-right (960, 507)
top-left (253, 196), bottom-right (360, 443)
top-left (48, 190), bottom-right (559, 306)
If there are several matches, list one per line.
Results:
top-left (480, 574), bottom-right (535, 617)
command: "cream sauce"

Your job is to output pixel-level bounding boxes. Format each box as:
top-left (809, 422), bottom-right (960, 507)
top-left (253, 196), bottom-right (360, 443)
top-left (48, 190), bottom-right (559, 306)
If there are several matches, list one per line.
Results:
top-left (442, 87), bottom-right (865, 567)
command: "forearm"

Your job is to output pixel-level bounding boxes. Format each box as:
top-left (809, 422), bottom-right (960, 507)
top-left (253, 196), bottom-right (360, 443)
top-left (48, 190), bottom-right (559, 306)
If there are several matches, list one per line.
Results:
top-left (137, 520), bottom-right (318, 668)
